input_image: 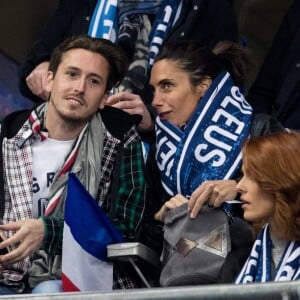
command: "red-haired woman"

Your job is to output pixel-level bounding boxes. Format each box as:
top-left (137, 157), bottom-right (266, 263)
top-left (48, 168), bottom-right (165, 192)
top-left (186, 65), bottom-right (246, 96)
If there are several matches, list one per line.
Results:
top-left (235, 130), bottom-right (300, 283)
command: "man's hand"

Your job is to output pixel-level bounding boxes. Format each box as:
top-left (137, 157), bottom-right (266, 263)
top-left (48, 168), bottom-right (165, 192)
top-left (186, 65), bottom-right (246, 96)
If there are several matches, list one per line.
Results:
top-left (188, 180), bottom-right (238, 218)
top-left (154, 194), bottom-right (189, 222)
top-left (0, 231), bottom-right (7, 273)
top-left (26, 61), bottom-right (50, 101)
top-left (105, 92), bottom-right (154, 132)
top-left (0, 219), bottom-right (45, 266)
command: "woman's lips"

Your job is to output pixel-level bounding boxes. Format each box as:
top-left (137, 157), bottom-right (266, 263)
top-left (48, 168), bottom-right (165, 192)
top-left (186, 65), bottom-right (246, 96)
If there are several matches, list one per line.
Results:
top-left (240, 198), bottom-right (250, 209)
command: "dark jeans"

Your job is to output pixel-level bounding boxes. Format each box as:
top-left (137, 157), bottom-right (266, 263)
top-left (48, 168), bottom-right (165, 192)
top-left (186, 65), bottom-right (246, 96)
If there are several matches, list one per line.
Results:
top-left (0, 283), bottom-right (32, 295)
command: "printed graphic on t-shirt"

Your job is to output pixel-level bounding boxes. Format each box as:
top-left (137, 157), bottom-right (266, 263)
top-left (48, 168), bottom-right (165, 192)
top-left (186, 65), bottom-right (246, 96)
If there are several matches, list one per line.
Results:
top-left (32, 172), bottom-right (55, 216)
top-left (32, 138), bottom-right (74, 218)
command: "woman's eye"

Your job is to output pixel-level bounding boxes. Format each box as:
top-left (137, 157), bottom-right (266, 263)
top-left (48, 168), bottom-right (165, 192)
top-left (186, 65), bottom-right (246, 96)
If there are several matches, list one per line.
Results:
top-left (162, 82), bottom-right (171, 90)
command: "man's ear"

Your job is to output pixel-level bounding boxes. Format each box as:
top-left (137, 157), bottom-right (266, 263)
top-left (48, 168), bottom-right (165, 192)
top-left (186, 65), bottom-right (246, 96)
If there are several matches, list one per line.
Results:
top-left (197, 77), bottom-right (212, 98)
top-left (99, 91), bottom-right (110, 109)
top-left (45, 71), bottom-right (54, 93)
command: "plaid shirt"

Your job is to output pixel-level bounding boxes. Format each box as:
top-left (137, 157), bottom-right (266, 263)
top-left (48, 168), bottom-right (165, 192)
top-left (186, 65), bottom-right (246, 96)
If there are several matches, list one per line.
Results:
top-left (41, 132), bottom-right (146, 254)
top-left (1, 106), bottom-right (146, 291)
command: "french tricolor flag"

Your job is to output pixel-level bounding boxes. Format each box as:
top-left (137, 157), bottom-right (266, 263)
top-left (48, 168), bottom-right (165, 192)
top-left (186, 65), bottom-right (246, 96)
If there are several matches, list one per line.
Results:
top-left (62, 173), bottom-right (124, 292)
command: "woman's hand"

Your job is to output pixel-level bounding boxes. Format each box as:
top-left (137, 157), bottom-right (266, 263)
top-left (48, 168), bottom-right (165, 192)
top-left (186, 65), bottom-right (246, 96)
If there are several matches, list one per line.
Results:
top-left (154, 194), bottom-right (189, 222)
top-left (188, 180), bottom-right (238, 218)
top-left (105, 92), bottom-right (154, 132)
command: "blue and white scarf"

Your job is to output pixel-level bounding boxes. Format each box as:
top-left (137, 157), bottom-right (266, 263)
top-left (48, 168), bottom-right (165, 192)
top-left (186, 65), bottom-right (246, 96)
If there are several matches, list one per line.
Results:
top-left (155, 72), bottom-right (253, 197)
top-left (147, 0), bottom-right (182, 69)
top-left (88, 0), bottom-right (118, 42)
top-left (88, 0), bottom-right (182, 92)
top-left (235, 224), bottom-right (300, 283)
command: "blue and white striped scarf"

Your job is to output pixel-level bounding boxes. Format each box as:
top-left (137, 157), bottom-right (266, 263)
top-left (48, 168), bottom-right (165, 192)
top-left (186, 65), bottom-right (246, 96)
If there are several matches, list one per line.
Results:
top-left (235, 224), bottom-right (300, 283)
top-left (88, 0), bottom-right (118, 42)
top-left (88, 0), bottom-right (182, 92)
top-left (155, 72), bottom-right (253, 197)
top-left (147, 0), bottom-right (182, 69)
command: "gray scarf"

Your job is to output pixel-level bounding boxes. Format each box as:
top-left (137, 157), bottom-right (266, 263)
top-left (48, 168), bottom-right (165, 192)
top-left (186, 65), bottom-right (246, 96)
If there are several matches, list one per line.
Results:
top-left (29, 107), bottom-right (104, 288)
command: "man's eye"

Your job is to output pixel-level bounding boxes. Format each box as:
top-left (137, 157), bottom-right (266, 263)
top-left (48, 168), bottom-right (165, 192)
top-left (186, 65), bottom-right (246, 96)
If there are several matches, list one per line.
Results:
top-left (66, 71), bottom-right (77, 77)
top-left (89, 78), bottom-right (100, 85)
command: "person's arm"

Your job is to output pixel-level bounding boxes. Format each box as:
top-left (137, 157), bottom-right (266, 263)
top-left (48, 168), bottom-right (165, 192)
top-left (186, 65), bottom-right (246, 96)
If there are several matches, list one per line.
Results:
top-left (247, 0), bottom-right (300, 114)
top-left (25, 61), bottom-right (50, 102)
top-left (111, 140), bottom-right (146, 241)
top-left (39, 216), bottom-right (64, 255)
top-left (138, 141), bottom-right (166, 254)
top-left (18, 0), bottom-right (72, 102)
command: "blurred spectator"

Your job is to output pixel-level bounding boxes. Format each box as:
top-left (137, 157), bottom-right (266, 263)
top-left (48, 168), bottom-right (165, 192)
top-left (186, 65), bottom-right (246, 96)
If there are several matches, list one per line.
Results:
top-left (246, 0), bottom-right (300, 129)
top-left (18, 0), bottom-right (239, 104)
top-left (0, 52), bottom-right (32, 120)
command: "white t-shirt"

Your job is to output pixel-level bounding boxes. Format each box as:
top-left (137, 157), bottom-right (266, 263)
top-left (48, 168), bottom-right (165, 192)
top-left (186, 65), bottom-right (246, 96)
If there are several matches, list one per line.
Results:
top-left (32, 137), bottom-right (74, 217)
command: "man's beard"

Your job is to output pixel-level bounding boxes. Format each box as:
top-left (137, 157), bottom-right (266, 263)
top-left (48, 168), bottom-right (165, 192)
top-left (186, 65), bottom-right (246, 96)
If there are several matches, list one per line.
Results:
top-left (57, 110), bottom-right (90, 127)
top-left (50, 95), bottom-right (92, 126)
